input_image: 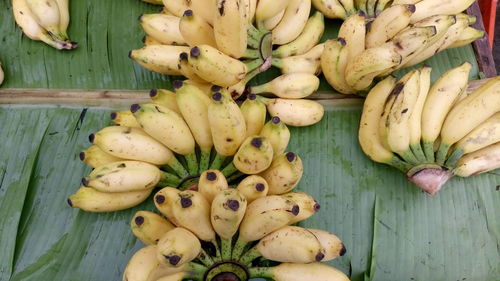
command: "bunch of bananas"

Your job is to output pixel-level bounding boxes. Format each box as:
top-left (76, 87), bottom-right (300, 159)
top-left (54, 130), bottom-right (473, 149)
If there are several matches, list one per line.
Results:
top-left (359, 63), bottom-right (500, 194)
top-left (67, 80), bottom-right (324, 211)
top-left (321, 1), bottom-right (483, 94)
top-left (123, 186), bottom-right (349, 281)
top-left (129, 0), bottom-right (326, 126)
top-left (11, 0), bottom-right (77, 50)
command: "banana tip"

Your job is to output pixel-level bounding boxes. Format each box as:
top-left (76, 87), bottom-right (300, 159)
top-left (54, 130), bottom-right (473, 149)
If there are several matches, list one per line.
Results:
top-left (137, 14), bottom-right (144, 22)
top-left (183, 9), bottom-right (193, 17)
top-left (206, 171), bottom-right (217, 181)
top-left (212, 92), bottom-right (222, 101)
top-left (110, 112), bottom-right (117, 120)
top-left (88, 134), bottom-right (95, 143)
top-left (130, 104), bottom-right (141, 113)
top-left (67, 198), bottom-right (73, 207)
top-left (149, 89), bottom-right (158, 97)
top-left (313, 201), bottom-right (321, 212)
top-left (247, 93), bottom-right (257, 100)
top-left (407, 4), bottom-right (416, 13)
top-left (180, 197), bottom-right (193, 208)
top-left (271, 116), bottom-right (281, 124)
top-left (337, 37), bottom-right (346, 46)
top-left (340, 244), bottom-right (347, 256)
top-left (179, 52), bottom-right (189, 61)
top-left (81, 177), bottom-right (89, 186)
top-left (286, 152), bottom-right (296, 162)
top-left (172, 80), bottom-right (183, 89)
top-left (79, 152), bottom-right (85, 161)
top-left (251, 137), bottom-right (263, 148)
top-left (315, 252), bottom-right (325, 261)
top-left (211, 85), bottom-right (222, 93)
top-left (255, 183), bottom-right (265, 192)
top-left (155, 194), bottom-right (166, 204)
top-left (134, 215), bottom-right (145, 226)
top-left (190, 46), bottom-right (201, 57)
top-left (227, 199), bottom-right (240, 211)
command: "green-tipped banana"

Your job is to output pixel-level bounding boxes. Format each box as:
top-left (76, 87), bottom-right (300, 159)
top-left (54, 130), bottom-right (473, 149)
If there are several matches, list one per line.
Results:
top-left (259, 116), bottom-right (290, 157)
top-left (281, 192), bottom-right (320, 224)
top-left (236, 175), bottom-right (269, 203)
top-left (157, 227), bottom-right (201, 267)
top-left (79, 145), bottom-right (124, 168)
top-left (251, 73), bottom-right (319, 99)
top-left (273, 43), bottom-right (324, 75)
top-left (68, 186), bottom-right (152, 212)
top-left (260, 152), bottom-right (303, 195)
top-left (131, 211), bottom-right (175, 245)
top-left (453, 142), bottom-right (500, 177)
top-left (198, 170), bottom-right (229, 203)
top-left (233, 136), bottom-right (274, 174)
top-left (241, 94), bottom-right (267, 139)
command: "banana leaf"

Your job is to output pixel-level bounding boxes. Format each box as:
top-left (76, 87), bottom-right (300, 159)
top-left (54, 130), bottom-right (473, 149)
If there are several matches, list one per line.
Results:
top-left (0, 0), bottom-right (498, 281)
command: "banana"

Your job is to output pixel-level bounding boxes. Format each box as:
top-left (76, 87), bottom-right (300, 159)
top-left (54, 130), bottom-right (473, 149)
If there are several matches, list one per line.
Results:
top-left (213, 0), bottom-right (248, 58)
top-left (208, 91), bottom-right (247, 156)
top-left (255, 226), bottom-right (324, 263)
top-left (157, 227), bottom-right (201, 266)
top-left (131, 211), bottom-right (175, 245)
top-left (189, 0), bottom-right (216, 25)
top-left (435, 14), bottom-right (471, 52)
top-left (149, 89), bottom-right (181, 115)
top-left (384, 70), bottom-right (421, 163)
top-left (247, 0), bottom-right (257, 23)
top-left (251, 73), bottom-right (319, 99)
top-left (198, 170), bottom-right (228, 203)
top-left (241, 94), bottom-right (267, 139)
top-left (0, 62), bottom-right (3, 85)
top-left (171, 190), bottom-right (216, 241)
top-left (236, 175), bottom-right (269, 203)
top-left (90, 126), bottom-right (175, 166)
top-left (263, 9), bottom-right (285, 30)
top-left (260, 152), bottom-right (303, 195)
top-left (255, 0), bottom-right (289, 26)
top-left (437, 77), bottom-right (500, 163)
top-left (389, 25), bottom-right (437, 59)
top-left (365, 4), bottom-right (415, 49)
top-left (272, 43), bottom-right (324, 75)
top-left (129, 45), bottom-right (189, 75)
top-left (420, 62), bottom-right (472, 162)
top-left (211, 189), bottom-right (247, 238)
top-left (143, 35), bottom-right (163, 46)
top-left (68, 186), bottom-right (152, 212)
top-left (272, 0), bottom-right (312, 45)
top-left (374, 0), bottom-right (392, 15)
top-left (282, 192), bottom-right (320, 224)
top-left (338, 12), bottom-right (366, 63)
top-left (122, 245), bottom-right (186, 281)
top-left (139, 14), bottom-right (186, 45)
top-left (161, 0), bottom-right (189, 17)
top-left (177, 52), bottom-right (205, 82)
top-left (259, 116), bottom-right (290, 157)
top-left (179, 10), bottom-right (217, 48)
top-left (454, 142), bottom-right (500, 177)
top-left (265, 98), bottom-right (325, 127)
top-left (79, 145), bottom-right (124, 168)
top-left (82, 160), bottom-right (161, 193)
top-left (54, 0), bottom-right (69, 40)
top-left (365, 0), bottom-right (379, 16)
top-left (446, 113), bottom-right (500, 167)
top-left (111, 110), bottom-right (141, 127)
top-left (410, 0), bottom-right (475, 23)
top-left (272, 12), bottom-right (325, 58)
top-left (188, 45), bottom-right (247, 86)
top-left (321, 38), bottom-right (356, 95)
top-left (344, 45), bottom-right (402, 91)
top-left (154, 187), bottom-right (181, 225)
top-left (185, 80), bottom-right (213, 96)
top-left (445, 27), bottom-right (485, 49)
top-left (249, 262), bottom-right (350, 281)
top-left (307, 229), bottom-right (346, 260)
top-left (311, 0), bottom-right (348, 19)
top-left (233, 136), bottom-right (274, 174)
top-left (354, 0), bottom-right (367, 12)
top-left (25, 0), bottom-right (65, 39)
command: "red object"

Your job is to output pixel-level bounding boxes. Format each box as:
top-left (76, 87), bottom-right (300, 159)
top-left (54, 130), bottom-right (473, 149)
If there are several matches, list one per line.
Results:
top-left (479, 0), bottom-right (497, 48)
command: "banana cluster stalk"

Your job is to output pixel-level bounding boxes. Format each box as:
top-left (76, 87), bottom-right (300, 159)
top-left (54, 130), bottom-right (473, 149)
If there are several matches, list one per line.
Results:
top-left (122, 173), bottom-right (348, 281)
top-left (12, 0), bottom-right (77, 50)
top-left (129, 0), bottom-right (326, 127)
top-left (358, 64), bottom-right (500, 195)
top-left (322, 2), bottom-right (483, 94)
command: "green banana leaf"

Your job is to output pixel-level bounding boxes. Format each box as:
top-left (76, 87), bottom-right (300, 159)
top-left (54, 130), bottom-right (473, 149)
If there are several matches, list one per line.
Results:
top-left (0, 1), bottom-right (498, 281)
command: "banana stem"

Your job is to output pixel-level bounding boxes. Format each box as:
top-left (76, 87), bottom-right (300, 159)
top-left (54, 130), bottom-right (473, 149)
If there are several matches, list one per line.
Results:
top-left (243, 48), bottom-right (260, 59)
top-left (444, 148), bottom-right (464, 168)
top-left (422, 141), bottom-right (435, 163)
top-left (435, 143), bottom-right (451, 166)
top-left (226, 172), bottom-right (245, 183)
top-left (212, 239), bottom-right (222, 262)
top-left (239, 245), bottom-right (261, 265)
top-left (221, 162), bottom-right (239, 177)
top-left (165, 157), bottom-right (189, 178)
top-left (388, 156), bottom-right (413, 173)
top-left (210, 154), bottom-right (227, 170)
top-left (247, 24), bottom-right (268, 41)
top-left (249, 83), bottom-right (268, 95)
top-left (199, 149), bottom-right (211, 173)
top-left (197, 248), bottom-right (215, 267)
top-left (185, 152), bottom-right (199, 175)
top-left (248, 267), bottom-right (273, 279)
top-left (221, 238), bottom-right (233, 260)
top-left (410, 143), bottom-right (427, 163)
top-left (245, 59), bottom-right (265, 73)
top-left (398, 150), bottom-right (420, 166)
top-left (270, 57), bottom-right (283, 68)
top-left (231, 237), bottom-right (249, 260)
top-left (186, 262), bottom-right (208, 279)
top-left (158, 171), bottom-right (182, 187)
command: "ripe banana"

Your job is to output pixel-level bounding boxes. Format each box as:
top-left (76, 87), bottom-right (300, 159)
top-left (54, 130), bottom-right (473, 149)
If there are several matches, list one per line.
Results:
top-left (410, 0), bottom-right (475, 23)
top-left (54, 0), bottom-right (69, 40)
top-left (241, 94), bottom-right (267, 139)
top-left (272, 12), bottom-right (325, 58)
top-left (255, 0), bottom-right (289, 26)
top-left (420, 62), bottom-right (471, 162)
top-left (263, 9), bottom-right (285, 30)
top-left (143, 36), bottom-right (164, 46)
top-left (312, 0), bottom-right (348, 19)
top-left (139, 14), bottom-right (186, 45)
top-left (272, 43), bottom-right (324, 75)
top-left (179, 10), bottom-right (217, 48)
top-left (154, 187), bottom-right (181, 225)
top-left (80, 145), bottom-right (124, 168)
top-left (129, 45), bottom-right (189, 75)
top-left (208, 91), bottom-right (247, 156)
top-left (249, 262), bottom-right (350, 281)
top-left (321, 38), bottom-right (355, 95)
top-left (161, 0), bottom-right (189, 17)
top-left (251, 73), bottom-right (319, 99)
top-left (272, 0), bottom-right (312, 45)
top-left (68, 186), bottom-right (152, 212)
top-left (446, 27), bottom-right (485, 49)
top-left (198, 170), bottom-right (228, 203)
top-left (374, 0), bottom-right (392, 15)
top-left (157, 227), bottom-right (201, 266)
top-left (233, 136), bottom-right (274, 174)
top-left (259, 116), bottom-right (290, 157)
top-left (131, 211), bottom-right (175, 245)
top-left (338, 12), bottom-right (366, 63)
top-left (260, 152), bottom-right (303, 195)
top-left (365, 4), bottom-right (415, 49)
top-left (149, 89), bottom-right (181, 115)
top-left (189, 0), bottom-right (216, 26)
top-left (265, 98), bottom-right (325, 127)
top-left (25, 0), bottom-right (65, 40)
top-left (282, 192), bottom-right (320, 224)
top-left (188, 45), bottom-right (247, 86)
top-left (82, 160), bottom-right (161, 193)
top-left (177, 52), bottom-right (205, 82)
top-left (435, 14), bottom-right (471, 53)
top-left (236, 175), bottom-right (269, 203)
top-left (453, 142), bottom-right (500, 177)
top-left (213, 0), bottom-right (248, 58)
top-left (307, 228), bottom-right (346, 260)
top-left (111, 110), bottom-right (140, 127)
top-left (354, 0), bottom-right (367, 13)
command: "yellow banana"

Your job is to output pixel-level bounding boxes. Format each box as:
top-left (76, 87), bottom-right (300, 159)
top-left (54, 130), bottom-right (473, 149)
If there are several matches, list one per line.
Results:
top-left (255, 0), bottom-right (289, 26)
top-left (365, 4), bottom-right (415, 49)
top-left (82, 160), bottom-right (161, 193)
top-left (307, 228), bottom-right (346, 260)
top-left (213, 0), bottom-right (248, 58)
top-left (445, 27), bottom-right (485, 49)
top-left (260, 152), bottom-right (303, 195)
top-left (149, 89), bottom-right (181, 115)
top-left (143, 35), bottom-right (163, 46)
top-left (375, 0), bottom-right (392, 15)
top-left (189, 0), bottom-right (216, 25)
top-left (259, 116), bottom-right (290, 157)
top-left (122, 245), bottom-right (185, 281)
top-left (198, 170), bottom-right (228, 203)
top-left (265, 98), bottom-right (324, 127)
top-left (311, 0), bottom-right (348, 20)
top-left (410, 0), bottom-right (475, 23)
top-left (263, 9), bottom-right (285, 30)
top-left (354, 0), bottom-right (367, 12)
top-left (179, 10), bottom-right (217, 48)
top-left (241, 94), bottom-right (267, 139)
top-left (454, 142), bottom-right (500, 177)
top-left (236, 175), bottom-right (269, 203)
top-left (338, 12), bottom-right (366, 63)
top-left (154, 187), bottom-right (181, 225)
top-left (281, 192), bottom-right (320, 224)
top-left (233, 136), bottom-right (274, 174)
top-left (131, 211), bottom-right (175, 245)
top-left (389, 25), bottom-right (437, 59)
top-left (188, 45), bottom-right (247, 86)
top-left (171, 190), bottom-right (216, 241)
top-left (110, 110), bottom-right (141, 127)
top-left (161, 0), bottom-right (189, 17)
top-left (157, 227), bottom-right (201, 266)
top-left (129, 45), bottom-right (189, 75)
top-left (139, 14), bottom-right (186, 45)
top-left (273, 43), bottom-right (324, 75)
top-left (251, 73), bottom-right (319, 99)
top-left (68, 186), bottom-right (152, 212)
top-left (79, 145), bottom-right (124, 168)
top-left (321, 38), bottom-right (356, 95)
top-left (272, 0), bottom-right (312, 45)
top-left (25, 0), bottom-right (65, 40)
top-left (435, 14), bottom-right (472, 52)
top-left (211, 189), bottom-right (247, 239)
top-left (54, 0), bottom-right (69, 40)
top-left (177, 52), bottom-right (205, 82)
top-left (249, 262), bottom-right (350, 281)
